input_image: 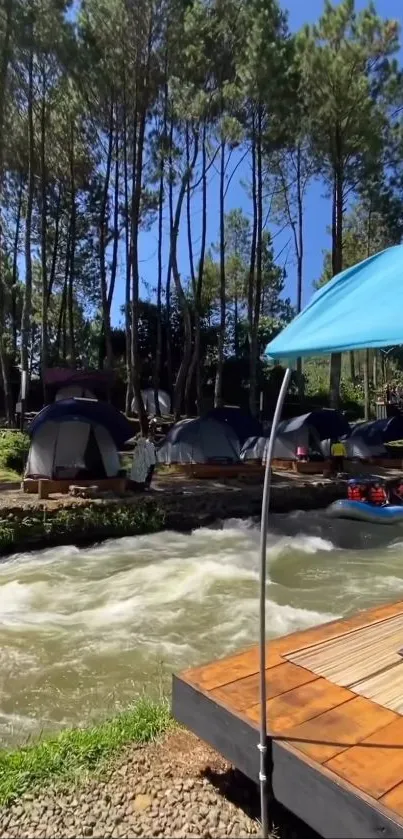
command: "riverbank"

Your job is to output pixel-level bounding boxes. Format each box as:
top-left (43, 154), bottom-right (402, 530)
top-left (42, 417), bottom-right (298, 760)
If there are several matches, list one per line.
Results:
top-left (0, 471), bottom-right (347, 555)
top-left (0, 720), bottom-right (314, 839)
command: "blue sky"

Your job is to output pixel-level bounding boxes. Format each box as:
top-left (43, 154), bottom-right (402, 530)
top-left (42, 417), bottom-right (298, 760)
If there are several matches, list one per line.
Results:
top-left (111, 0), bottom-right (403, 326)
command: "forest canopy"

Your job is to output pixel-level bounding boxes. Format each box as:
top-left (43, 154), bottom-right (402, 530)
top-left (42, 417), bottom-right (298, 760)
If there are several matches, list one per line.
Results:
top-left (0, 0), bottom-right (403, 427)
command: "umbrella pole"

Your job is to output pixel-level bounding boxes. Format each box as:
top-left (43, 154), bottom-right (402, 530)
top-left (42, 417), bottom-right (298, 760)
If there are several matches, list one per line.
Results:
top-left (258, 367), bottom-right (292, 838)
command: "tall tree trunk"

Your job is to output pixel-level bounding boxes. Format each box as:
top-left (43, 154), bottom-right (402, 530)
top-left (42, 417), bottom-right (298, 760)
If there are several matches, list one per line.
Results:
top-left (295, 143), bottom-right (304, 398)
top-left (68, 126), bottom-right (76, 365)
top-left (373, 351), bottom-right (378, 392)
top-left (248, 113), bottom-right (257, 413)
top-left (184, 123), bottom-right (196, 416)
top-left (172, 128), bottom-right (199, 420)
top-left (108, 111), bottom-right (120, 311)
top-left (123, 86), bottom-right (133, 414)
top-left (131, 102), bottom-right (148, 434)
top-left (0, 0), bottom-right (13, 424)
top-left (363, 349), bottom-right (370, 420)
top-left (165, 118), bottom-right (174, 398)
top-left (349, 351), bottom-right (355, 381)
top-left (214, 135), bottom-right (226, 408)
top-left (40, 74), bottom-right (49, 401)
top-left (11, 174), bottom-right (23, 361)
top-left (249, 106), bottom-right (263, 416)
top-left (153, 79), bottom-right (168, 418)
top-left (153, 159), bottom-right (164, 417)
top-left (186, 124), bottom-right (207, 415)
top-left (234, 290), bottom-right (239, 357)
top-left (364, 203), bottom-right (373, 418)
top-left (329, 144), bottom-right (343, 409)
top-left (47, 185), bottom-right (61, 303)
top-left (99, 99), bottom-right (114, 370)
top-left (56, 233), bottom-right (69, 361)
top-left (21, 29), bottom-right (35, 424)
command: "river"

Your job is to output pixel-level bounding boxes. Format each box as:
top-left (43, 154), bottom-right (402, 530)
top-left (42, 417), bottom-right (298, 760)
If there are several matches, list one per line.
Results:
top-left (1, 512), bottom-right (403, 748)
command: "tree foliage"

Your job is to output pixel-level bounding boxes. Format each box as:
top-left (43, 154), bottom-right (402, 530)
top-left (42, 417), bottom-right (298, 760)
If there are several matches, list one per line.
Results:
top-left (0, 0), bottom-right (402, 424)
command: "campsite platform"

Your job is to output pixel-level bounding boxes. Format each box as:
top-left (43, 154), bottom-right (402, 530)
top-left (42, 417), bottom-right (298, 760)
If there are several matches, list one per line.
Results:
top-left (173, 599), bottom-right (403, 838)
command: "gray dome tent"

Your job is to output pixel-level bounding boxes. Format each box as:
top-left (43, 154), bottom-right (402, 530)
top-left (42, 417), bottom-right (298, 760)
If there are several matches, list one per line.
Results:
top-left (240, 409), bottom-right (350, 462)
top-left (156, 417), bottom-right (240, 464)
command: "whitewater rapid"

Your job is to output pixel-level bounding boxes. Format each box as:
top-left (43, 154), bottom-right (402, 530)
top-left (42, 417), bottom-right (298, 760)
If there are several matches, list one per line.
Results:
top-left (1, 514), bottom-right (403, 746)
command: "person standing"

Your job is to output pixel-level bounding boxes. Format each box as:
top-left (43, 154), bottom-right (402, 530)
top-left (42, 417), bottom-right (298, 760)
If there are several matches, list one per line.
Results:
top-left (330, 437), bottom-right (346, 475)
top-left (129, 430), bottom-right (156, 491)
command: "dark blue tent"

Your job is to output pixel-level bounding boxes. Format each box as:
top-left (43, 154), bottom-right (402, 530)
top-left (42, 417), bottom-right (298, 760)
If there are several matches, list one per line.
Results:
top-left (28, 398), bottom-right (133, 448)
top-left (278, 409), bottom-right (350, 441)
top-left (205, 407), bottom-right (263, 445)
top-left (349, 415), bottom-right (403, 447)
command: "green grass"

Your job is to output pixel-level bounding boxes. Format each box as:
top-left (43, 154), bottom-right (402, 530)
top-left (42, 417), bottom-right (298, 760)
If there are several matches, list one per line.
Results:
top-left (0, 431), bottom-right (29, 477)
top-left (0, 467), bottom-right (20, 483)
top-left (0, 698), bottom-right (173, 807)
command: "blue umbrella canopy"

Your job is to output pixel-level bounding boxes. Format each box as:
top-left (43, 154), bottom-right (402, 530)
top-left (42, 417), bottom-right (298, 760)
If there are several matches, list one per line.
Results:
top-left (28, 398), bottom-right (134, 448)
top-left (265, 245), bottom-right (403, 360)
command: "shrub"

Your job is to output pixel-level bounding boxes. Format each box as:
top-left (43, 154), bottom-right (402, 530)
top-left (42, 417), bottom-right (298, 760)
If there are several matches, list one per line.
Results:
top-left (0, 432), bottom-right (30, 475)
top-left (0, 501), bottom-right (166, 554)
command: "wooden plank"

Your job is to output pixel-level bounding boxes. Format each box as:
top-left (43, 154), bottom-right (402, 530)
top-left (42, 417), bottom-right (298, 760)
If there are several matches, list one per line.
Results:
top-left (272, 740), bottom-right (403, 839)
top-left (247, 677), bottom-right (353, 732)
top-left (283, 696), bottom-right (398, 764)
top-left (182, 601), bottom-right (403, 694)
top-left (172, 673), bottom-right (403, 838)
top-left (210, 662), bottom-right (318, 712)
top-left (22, 477), bottom-right (127, 495)
top-left (326, 716), bottom-right (403, 799)
top-left (181, 645), bottom-right (284, 691)
top-left (352, 664), bottom-right (403, 712)
top-left (286, 615), bottom-right (403, 687)
top-left (279, 600), bottom-right (403, 658)
top-left (381, 783), bottom-right (403, 819)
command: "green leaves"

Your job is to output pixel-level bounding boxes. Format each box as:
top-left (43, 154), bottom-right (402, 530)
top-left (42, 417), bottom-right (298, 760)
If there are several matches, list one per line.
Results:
top-left (297, 0), bottom-right (400, 179)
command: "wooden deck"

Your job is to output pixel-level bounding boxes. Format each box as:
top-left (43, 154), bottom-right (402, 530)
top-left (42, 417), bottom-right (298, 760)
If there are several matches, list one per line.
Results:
top-left (172, 600), bottom-right (403, 838)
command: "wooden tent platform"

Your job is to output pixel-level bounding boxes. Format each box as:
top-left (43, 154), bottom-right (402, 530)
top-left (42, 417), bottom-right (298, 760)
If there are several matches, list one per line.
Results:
top-left (173, 600), bottom-right (403, 838)
top-left (22, 476), bottom-right (127, 495)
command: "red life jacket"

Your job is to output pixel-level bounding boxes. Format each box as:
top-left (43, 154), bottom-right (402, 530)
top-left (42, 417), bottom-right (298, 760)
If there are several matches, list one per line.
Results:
top-left (348, 483), bottom-right (365, 501)
top-left (368, 483), bottom-right (387, 506)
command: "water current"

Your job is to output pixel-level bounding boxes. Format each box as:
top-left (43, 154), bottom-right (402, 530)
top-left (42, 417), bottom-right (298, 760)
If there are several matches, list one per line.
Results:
top-left (1, 511), bottom-right (403, 747)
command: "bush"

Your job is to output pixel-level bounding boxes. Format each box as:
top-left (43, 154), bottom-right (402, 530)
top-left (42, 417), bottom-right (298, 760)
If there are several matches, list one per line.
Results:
top-left (0, 432), bottom-right (30, 475)
top-left (0, 501), bottom-right (166, 554)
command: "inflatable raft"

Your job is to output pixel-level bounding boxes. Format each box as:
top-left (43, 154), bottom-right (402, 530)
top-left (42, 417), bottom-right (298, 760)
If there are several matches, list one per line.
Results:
top-left (327, 499), bottom-right (403, 524)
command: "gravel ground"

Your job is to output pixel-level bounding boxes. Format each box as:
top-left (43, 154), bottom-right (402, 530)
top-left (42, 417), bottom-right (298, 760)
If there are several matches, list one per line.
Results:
top-left (0, 731), bottom-right (317, 839)
top-left (0, 731), bottom-right (259, 839)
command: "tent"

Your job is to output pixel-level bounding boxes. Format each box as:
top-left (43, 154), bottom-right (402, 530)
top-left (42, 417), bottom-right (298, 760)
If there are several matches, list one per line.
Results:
top-left (346, 416), bottom-right (403, 459)
top-left (240, 436), bottom-right (269, 462)
top-left (26, 399), bottom-right (133, 480)
top-left (276, 409), bottom-right (350, 458)
top-left (29, 399), bottom-right (133, 448)
top-left (156, 417), bottom-right (240, 464)
top-left (240, 410), bottom-right (350, 462)
top-left (205, 407), bottom-right (263, 445)
top-left (239, 430), bottom-right (310, 462)
top-left (132, 389), bottom-right (171, 417)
